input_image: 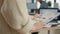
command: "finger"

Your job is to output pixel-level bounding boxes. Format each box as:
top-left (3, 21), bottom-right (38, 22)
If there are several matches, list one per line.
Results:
top-left (35, 14), bottom-right (42, 18)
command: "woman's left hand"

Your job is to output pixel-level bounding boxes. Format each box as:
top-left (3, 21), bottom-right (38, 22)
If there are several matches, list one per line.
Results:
top-left (31, 14), bottom-right (42, 20)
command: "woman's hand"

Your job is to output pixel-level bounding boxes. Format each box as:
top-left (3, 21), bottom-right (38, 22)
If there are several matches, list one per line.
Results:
top-left (30, 19), bottom-right (48, 32)
top-left (31, 14), bottom-right (42, 20)
top-left (31, 22), bottom-right (45, 32)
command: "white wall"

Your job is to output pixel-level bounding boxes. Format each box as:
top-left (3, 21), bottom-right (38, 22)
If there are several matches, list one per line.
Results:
top-left (56, 0), bottom-right (60, 9)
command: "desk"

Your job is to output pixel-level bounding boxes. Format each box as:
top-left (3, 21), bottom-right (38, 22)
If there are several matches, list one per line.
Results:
top-left (40, 26), bottom-right (60, 34)
top-left (32, 21), bottom-right (60, 34)
top-left (41, 26), bottom-right (60, 31)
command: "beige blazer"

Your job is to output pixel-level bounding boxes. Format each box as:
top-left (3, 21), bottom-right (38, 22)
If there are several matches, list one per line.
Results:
top-left (0, 0), bottom-right (34, 34)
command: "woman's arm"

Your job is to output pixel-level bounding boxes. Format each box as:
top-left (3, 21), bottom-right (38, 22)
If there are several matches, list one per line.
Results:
top-left (0, 0), bottom-right (4, 9)
top-left (1, 0), bottom-right (34, 34)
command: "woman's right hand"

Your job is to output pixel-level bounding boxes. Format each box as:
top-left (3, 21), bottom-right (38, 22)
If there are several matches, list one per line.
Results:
top-left (30, 18), bottom-right (48, 32)
top-left (31, 22), bottom-right (45, 32)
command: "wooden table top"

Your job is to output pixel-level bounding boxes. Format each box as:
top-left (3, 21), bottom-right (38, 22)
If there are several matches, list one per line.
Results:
top-left (40, 26), bottom-right (60, 31)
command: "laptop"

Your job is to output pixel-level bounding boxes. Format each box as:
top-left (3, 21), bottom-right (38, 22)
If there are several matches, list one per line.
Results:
top-left (39, 8), bottom-right (60, 23)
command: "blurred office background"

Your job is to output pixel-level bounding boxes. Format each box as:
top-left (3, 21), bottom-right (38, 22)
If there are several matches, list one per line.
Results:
top-left (26, 0), bottom-right (60, 34)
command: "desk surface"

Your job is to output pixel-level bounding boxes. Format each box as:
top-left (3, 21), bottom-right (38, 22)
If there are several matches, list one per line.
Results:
top-left (40, 26), bottom-right (60, 31)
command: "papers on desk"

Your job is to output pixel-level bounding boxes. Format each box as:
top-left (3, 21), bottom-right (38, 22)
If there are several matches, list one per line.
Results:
top-left (34, 13), bottom-right (60, 23)
top-left (33, 13), bottom-right (60, 27)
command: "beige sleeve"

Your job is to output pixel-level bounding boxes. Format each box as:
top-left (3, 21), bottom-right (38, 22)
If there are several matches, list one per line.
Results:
top-left (1, 0), bottom-right (34, 34)
top-left (0, 0), bottom-right (4, 8)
